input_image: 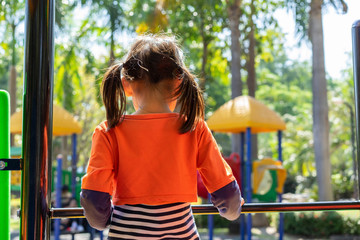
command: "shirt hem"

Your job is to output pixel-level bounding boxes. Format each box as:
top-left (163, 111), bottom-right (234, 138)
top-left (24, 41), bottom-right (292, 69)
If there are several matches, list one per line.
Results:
top-left (112, 194), bottom-right (197, 205)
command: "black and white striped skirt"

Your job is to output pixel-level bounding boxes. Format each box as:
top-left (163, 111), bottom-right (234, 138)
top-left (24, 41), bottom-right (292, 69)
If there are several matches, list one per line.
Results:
top-left (108, 202), bottom-right (200, 240)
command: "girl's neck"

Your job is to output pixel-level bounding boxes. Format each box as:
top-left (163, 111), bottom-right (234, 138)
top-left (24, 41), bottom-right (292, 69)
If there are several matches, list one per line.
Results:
top-left (132, 90), bottom-right (173, 115)
top-left (134, 106), bottom-right (172, 115)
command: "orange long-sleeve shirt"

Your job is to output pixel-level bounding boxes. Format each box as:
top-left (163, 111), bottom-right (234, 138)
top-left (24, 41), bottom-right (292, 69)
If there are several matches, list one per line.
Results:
top-left (81, 113), bottom-right (235, 205)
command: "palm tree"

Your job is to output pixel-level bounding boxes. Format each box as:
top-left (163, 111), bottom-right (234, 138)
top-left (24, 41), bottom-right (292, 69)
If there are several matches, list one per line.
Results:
top-left (81, 0), bottom-right (125, 65)
top-left (287, 0), bottom-right (347, 200)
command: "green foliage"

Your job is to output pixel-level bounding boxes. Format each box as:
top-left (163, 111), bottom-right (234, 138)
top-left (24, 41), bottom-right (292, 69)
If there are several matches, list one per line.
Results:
top-left (332, 173), bottom-right (354, 199)
top-left (55, 0), bottom-right (77, 29)
top-left (194, 215), bottom-right (231, 229)
top-left (213, 132), bottom-right (232, 156)
top-left (284, 212), bottom-right (344, 238)
top-left (0, 55), bottom-right (10, 90)
top-left (256, 51), bottom-right (314, 178)
top-left (284, 212), bottom-right (360, 238)
top-left (283, 173), bottom-right (297, 193)
top-left (343, 217), bottom-right (360, 236)
top-left (81, 0), bottom-right (126, 31)
top-left (241, 0), bottom-right (284, 66)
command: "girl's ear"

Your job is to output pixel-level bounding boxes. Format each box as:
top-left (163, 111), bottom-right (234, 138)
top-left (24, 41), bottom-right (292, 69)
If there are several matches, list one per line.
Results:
top-left (121, 77), bottom-right (133, 97)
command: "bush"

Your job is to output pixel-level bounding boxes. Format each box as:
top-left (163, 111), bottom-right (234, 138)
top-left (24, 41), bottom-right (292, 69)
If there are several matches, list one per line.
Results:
top-left (194, 215), bottom-right (231, 229)
top-left (332, 173), bottom-right (354, 199)
top-left (284, 212), bottom-right (344, 238)
top-left (283, 174), bottom-right (297, 193)
top-left (343, 218), bottom-right (360, 236)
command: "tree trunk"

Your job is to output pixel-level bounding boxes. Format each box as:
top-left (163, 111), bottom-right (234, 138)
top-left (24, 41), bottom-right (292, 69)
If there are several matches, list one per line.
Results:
top-left (309, 0), bottom-right (333, 201)
top-left (109, 31), bottom-right (115, 66)
top-left (9, 66), bottom-right (16, 146)
top-left (247, 0), bottom-right (258, 160)
top-left (247, 0), bottom-right (256, 98)
top-left (9, 23), bottom-right (17, 146)
top-left (109, 14), bottom-right (116, 66)
top-left (200, 29), bottom-right (208, 90)
top-left (227, 0), bottom-right (243, 154)
top-left (9, 66), bottom-right (16, 114)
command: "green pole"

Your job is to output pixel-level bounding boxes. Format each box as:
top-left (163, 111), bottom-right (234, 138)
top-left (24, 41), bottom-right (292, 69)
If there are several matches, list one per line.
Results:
top-left (0, 90), bottom-right (10, 240)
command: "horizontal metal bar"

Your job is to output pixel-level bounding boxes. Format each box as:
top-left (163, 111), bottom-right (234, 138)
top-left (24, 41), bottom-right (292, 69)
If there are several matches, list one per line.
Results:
top-left (0, 158), bottom-right (22, 170)
top-left (50, 201), bottom-right (360, 219)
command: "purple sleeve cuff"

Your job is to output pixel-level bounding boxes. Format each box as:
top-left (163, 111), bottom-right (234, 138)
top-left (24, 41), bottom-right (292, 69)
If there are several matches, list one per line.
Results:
top-left (210, 180), bottom-right (242, 221)
top-left (80, 189), bottom-right (113, 230)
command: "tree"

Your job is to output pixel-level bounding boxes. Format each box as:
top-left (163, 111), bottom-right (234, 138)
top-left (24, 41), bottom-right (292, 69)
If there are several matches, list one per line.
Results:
top-left (0, 0), bottom-right (25, 146)
top-left (241, 0), bottom-right (283, 160)
top-left (0, 0), bottom-right (76, 113)
top-left (132, 0), bottom-right (226, 92)
top-left (0, 0), bottom-right (24, 114)
top-left (81, 0), bottom-right (126, 65)
top-left (226, 0), bottom-right (243, 154)
top-left (286, 0), bottom-right (347, 200)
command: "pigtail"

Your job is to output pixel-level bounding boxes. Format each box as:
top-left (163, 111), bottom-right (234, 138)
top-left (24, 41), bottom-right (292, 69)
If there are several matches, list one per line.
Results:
top-left (101, 64), bottom-right (126, 130)
top-left (175, 69), bottom-right (205, 134)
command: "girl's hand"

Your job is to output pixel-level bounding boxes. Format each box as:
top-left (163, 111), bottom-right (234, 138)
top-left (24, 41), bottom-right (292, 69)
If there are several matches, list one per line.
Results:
top-left (241, 198), bottom-right (245, 206)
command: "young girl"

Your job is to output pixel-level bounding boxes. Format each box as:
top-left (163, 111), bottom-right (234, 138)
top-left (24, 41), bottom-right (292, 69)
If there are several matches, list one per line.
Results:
top-left (81, 35), bottom-right (244, 240)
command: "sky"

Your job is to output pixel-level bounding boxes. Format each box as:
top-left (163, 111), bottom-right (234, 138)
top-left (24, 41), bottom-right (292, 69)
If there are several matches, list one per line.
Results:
top-left (275, 0), bottom-right (360, 79)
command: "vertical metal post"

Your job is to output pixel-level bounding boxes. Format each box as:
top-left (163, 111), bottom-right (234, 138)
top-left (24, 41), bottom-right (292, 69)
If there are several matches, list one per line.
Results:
top-left (20, 1), bottom-right (55, 240)
top-left (352, 20), bottom-right (360, 200)
top-left (0, 90), bottom-right (10, 240)
top-left (278, 131), bottom-right (284, 240)
top-left (207, 193), bottom-right (213, 240)
top-left (246, 128), bottom-right (252, 240)
top-left (240, 132), bottom-right (245, 240)
top-left (240, 133), bottom-right (245, 195)
top-left (55, 156), bottom-right (63, 240)
top-left (71, 134), bottom-right (77, 197)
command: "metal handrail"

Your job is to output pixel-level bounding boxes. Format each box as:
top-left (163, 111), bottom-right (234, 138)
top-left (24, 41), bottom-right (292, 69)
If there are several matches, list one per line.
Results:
top-left (50, 200), bottom-right (360, 219)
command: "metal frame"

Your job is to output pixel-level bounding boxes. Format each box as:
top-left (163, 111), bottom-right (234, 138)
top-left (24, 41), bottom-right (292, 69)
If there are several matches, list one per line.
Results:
top-left (20, 1), bottom-right (55, 239)
top-left (50, 201), bottom-right (360, 219)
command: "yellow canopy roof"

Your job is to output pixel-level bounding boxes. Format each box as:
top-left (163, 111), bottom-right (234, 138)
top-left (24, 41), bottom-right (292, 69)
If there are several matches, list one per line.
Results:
top-left (206, 96), bottom-right (286, 133)
top-left (10, 105), bottom-right (82, 136)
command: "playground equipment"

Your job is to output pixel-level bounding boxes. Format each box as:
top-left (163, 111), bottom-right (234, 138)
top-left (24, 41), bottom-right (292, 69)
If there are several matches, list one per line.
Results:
top-left (206, 95), bottom-right (286, 240)
top-left (0, 90), bottom-right (10, 240)
top-left (10, 104), bottom-right (83, 240)
top-left (0, 2), bottom-right (360, 239)
top-left (10, 104), bottom-right (82, 136)
top-left (197, 155), bottom-right (287, 203)
top-left (252, 158), bottom-right (287, 202)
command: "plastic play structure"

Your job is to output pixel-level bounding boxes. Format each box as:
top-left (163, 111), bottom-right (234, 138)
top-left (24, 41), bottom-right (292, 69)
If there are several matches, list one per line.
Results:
top-left (0, 2), bottom-right (360, 240)
top-left (252, 158), bottom-right (287, 203)
top-left (10, 104), bottom-right (82, 136)
top-left (0, 90), bottom-right (10, 240)
top-left (205, 95), bottom-right (287, 240)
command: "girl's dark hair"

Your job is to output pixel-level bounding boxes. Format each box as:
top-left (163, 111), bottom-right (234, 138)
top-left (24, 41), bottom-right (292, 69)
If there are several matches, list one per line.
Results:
top-left (101, 34), bottom-right (204, 133)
